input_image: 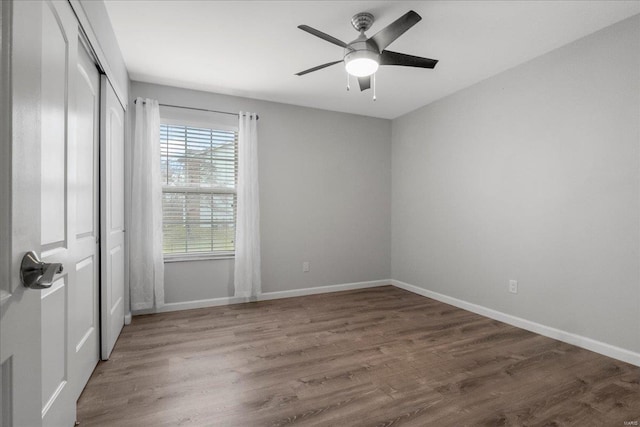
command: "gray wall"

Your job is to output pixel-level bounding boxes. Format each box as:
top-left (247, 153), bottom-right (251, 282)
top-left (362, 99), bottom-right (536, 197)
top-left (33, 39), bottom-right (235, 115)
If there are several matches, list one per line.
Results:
top-left (391, 15), bottom-right (640, 353)
top-left (131, 82), bottom-right (392, 303)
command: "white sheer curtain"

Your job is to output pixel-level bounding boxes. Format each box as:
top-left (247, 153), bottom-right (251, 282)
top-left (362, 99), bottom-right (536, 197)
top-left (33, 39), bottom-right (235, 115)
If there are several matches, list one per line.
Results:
top-left (130, 97), bottom-right (164, 311)
top-left (234, 112), bottom-right (261, 299)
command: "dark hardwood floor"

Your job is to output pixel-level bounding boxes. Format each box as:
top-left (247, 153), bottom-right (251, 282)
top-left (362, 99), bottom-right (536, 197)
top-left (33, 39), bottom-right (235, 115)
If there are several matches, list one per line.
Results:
top-left (77, 286), bottom-right (640, 426)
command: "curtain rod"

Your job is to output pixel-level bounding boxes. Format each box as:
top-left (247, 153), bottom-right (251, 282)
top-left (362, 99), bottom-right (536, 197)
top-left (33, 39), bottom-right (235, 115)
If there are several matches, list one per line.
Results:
top-left (133, 99), bottom-right (259, 120)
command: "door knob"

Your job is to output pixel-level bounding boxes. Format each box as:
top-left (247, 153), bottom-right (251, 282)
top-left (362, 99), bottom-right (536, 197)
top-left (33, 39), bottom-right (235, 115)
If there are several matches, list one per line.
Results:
top-left (20, 251), bottom-right (63, 289)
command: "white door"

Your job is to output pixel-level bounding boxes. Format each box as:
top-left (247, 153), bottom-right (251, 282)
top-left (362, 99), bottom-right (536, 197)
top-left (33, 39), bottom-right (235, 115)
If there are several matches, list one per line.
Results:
top-left (71, 36), bottom-right (101, 395)
top-left (1, 1), bottom-right (101, 425)
top-left (0, 1), bottom-right (75, 425)
top-left (0, 5), bottom-right (45, 426)
top-left (100, 77), bottom-right (126, 360)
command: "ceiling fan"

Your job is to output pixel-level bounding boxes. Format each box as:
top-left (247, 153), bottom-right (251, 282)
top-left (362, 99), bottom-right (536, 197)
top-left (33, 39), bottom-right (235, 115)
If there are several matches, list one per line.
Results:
top-left (295, 10), bottom-right (438, 99)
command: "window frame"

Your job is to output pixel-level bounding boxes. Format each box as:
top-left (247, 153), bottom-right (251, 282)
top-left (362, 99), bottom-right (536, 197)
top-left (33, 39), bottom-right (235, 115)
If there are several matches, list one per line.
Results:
top-left (159, 116), bottom-right (239, 263)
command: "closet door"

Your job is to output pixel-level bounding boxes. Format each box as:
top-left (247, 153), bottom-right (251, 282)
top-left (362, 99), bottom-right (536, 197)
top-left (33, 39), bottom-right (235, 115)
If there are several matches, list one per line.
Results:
top-left (70, 36), bottom-right (101, 398)
top-left (100, 76), bottom-right (126, 360)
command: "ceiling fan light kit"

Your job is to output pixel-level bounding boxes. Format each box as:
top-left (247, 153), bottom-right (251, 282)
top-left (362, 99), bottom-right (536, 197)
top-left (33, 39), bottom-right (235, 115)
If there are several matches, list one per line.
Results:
top-left (344, 51), bottom-right (379, 77)
top-left (296, 10), bottom-right (439, 101)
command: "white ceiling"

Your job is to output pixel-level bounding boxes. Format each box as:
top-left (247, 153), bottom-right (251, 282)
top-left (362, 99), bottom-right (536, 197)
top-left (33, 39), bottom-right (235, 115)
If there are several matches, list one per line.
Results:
top-left (104, 1), bottom-right (640, 119)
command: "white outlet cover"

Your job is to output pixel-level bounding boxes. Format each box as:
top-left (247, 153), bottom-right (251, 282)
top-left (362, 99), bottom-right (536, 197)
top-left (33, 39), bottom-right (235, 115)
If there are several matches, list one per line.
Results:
top-left (509, 280), bottom-right (518, 294)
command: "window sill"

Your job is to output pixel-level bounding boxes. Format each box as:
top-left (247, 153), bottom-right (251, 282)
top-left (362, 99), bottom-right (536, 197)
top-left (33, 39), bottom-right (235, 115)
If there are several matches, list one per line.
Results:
top-left (164, 253), bottom-right (235, 263)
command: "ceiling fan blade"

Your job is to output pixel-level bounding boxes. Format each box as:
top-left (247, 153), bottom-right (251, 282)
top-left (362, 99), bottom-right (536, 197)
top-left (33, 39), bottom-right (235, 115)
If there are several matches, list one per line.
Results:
top-left (370, 10), bottom-right (421, 52)
top-left (380, 50), bottom-right (438, 68)
top-left (298, 25), bottom-right (348, 48)
top-left (295, 60), bottom-right (343, 76)
top-left (358, 76), bottom-right (371, 91)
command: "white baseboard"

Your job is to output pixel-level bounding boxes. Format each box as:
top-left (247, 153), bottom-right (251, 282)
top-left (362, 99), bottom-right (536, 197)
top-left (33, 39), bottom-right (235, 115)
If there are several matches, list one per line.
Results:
top-left (259, 280), bottom-right (390, 301)
top-left (391, 279), bottom-right (640, 367)
top-left (142, 279), bottom-right (391, 315)
top-left (124, 312), bottom-right (132, 325)
top-left (153, 296), bottom-right (247, 313)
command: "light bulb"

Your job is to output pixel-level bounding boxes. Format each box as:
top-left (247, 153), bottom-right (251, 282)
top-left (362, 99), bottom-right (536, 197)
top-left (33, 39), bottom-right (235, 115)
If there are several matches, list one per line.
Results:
top-left (345, 58), bottom-right (379, 77)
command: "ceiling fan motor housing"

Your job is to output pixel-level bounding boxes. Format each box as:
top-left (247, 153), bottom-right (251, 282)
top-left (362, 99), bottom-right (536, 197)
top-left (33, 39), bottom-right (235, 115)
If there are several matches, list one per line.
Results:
top-left (344, 35), bottom-right (380, 76)
top-left (344, 39), bottom-right (379, 62)
top-left (344, 34), bottom-right (380, 56)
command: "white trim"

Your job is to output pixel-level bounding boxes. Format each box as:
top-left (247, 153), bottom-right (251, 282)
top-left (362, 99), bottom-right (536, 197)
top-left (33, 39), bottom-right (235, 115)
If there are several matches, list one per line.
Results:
top-left (134, 280), bottom-right (390, 315)
top-left (150, 296), bottom-right (246, 313)
top-left (259, 280), bottom-right (390, 301)
top-left (163, 253), bottom-right (234, 263)
top-left (391, 279), bottom-right (640, 367)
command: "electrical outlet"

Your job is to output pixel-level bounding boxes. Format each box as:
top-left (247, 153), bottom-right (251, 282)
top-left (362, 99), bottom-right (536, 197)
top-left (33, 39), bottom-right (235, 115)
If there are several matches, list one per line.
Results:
top-left (509, 280), bottom-right (518, 294)
top-left (303, 261), bottom-right (310, 273)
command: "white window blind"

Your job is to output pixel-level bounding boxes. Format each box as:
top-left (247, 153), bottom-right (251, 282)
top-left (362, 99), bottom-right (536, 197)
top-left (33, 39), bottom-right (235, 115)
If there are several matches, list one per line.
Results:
top-left (160, 123), bottom-right (238, 257)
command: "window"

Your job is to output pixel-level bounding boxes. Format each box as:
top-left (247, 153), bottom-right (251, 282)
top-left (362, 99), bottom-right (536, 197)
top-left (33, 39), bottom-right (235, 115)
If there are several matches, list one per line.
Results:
top-left (160, 123), bottom-right (238, 259)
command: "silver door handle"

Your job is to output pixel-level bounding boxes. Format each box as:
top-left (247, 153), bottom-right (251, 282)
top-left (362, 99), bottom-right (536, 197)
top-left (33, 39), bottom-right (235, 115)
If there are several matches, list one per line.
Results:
top-left (20, 251), bottom-right (63, 289)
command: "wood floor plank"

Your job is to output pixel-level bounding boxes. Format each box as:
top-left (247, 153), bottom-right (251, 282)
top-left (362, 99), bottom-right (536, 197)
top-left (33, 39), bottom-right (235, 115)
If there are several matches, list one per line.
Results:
top-left (77, 286), bottom-right (640, 426)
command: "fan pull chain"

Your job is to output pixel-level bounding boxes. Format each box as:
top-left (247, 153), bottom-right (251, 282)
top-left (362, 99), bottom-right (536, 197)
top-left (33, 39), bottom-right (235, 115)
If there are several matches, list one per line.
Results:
top-left (346, 72), bottom-right (350, 91)
top-left (372, 73), bottom-right (377, 101)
